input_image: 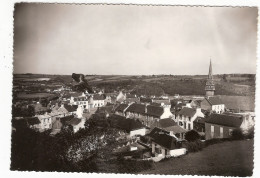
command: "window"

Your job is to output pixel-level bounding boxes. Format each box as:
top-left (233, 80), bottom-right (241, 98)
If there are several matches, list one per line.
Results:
top-left (188, 117), bottom-right (191, 121)
top-left (188, 123), bottom-right (191, 130)
top-left (229, 129), bottom-right (233, 136)
top-left (220, 127), bottom-right (223, 138)
top-left (211, 125), bottom-right (214, 138)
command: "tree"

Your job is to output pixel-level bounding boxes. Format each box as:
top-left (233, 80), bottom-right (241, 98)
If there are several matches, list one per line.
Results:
top-left (185, 130), bottom-right (201, 142)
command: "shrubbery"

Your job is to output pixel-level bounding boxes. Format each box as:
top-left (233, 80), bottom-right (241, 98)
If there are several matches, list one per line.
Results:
top-left (184, 140), bottom-right (204, 152)
top-left (231, 128), bottom-right (244, 140)
top-left (185, 130), bottom-right (201, 142)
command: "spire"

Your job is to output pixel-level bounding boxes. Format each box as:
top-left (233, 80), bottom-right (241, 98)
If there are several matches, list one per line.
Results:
top-left (208, 59), bottom-right (213, 79)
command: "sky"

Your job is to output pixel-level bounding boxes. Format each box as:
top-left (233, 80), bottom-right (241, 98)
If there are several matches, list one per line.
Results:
top-left (13, 4), bottom-right (258, 75)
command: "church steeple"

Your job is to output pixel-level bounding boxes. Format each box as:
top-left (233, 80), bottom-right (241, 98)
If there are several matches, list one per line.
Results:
top-left (205, 59), bottom-right (215, 97)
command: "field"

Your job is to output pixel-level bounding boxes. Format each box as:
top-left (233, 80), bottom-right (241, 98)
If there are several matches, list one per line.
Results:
top-left (16, 92), bottom-right (55, 99)
top-left (140, 139), bottom-right (254, 176)
top-left (13, 73), bottom-right (255, 96)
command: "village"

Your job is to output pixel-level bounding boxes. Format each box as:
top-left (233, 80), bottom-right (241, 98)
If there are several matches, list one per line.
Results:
top-left (11, 60), bottom-right (255, 166)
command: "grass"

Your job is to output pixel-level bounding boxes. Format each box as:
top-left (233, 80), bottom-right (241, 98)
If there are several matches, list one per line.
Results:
top-left (140, 139), bottom-right (254, 176)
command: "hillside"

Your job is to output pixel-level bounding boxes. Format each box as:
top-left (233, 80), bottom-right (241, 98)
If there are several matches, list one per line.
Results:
top-left (13, 74), bottom-right (255, 96)
top-left (140, 139), bottom-right (254, 176)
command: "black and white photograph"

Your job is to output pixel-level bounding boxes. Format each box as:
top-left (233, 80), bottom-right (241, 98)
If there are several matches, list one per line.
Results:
top-left (2, 1), bottom-right (259, 177)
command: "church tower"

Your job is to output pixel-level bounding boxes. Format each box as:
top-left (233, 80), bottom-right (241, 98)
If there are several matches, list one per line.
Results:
top-left (205, 59), bottom-right (215, 97)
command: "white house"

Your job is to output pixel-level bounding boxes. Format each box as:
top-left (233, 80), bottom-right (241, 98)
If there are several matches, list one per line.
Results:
top-left (35, 113), bottom-right (52, 131)
top-left (176, 107), bottom-right (205, 130)
top-left (200, 97), bottom-right (225, 114)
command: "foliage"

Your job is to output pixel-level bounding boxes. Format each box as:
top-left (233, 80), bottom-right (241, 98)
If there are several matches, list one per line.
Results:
top-left (184, 140), bottom-right (204, 153)
top-left (231, 128), bottom-right (244, 140)
top-left (185, 130), bottom-right (201, 142)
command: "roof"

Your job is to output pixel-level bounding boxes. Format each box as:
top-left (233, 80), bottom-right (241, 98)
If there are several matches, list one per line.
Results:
top-left (93, 94), bottom-right (105, 100)
top-left (25, 117), bottom-right (41, 125)
top-left (125, 103), bottom-right (146, 114)
top-left (194, 117), bottom-right (205, 124)
top-left (146, 105), bottom-right (164, 117)
top-left (205, 113), bottom-right (243, 128)
top-left (140, 97), bottom-right (152, 103)
top-left (59, 115), bottom-right (74, 124)
top-left (63, 104), bottom-right (77, 112)
top-left (152, 99), bottom-right (171, 105)
top-left (205, 97), bottom-right (224, 105)
top-left (149, 127), bottom-right (177, 150)
top-left (66, 117), bottom-right (82, 126)
top-left (115, 104), bottom-right (129, 112)
top-left (95, 105), bottom-right (114, 114)
top-left (154, 118), bottom-right (177, 128)
top-left (74, 97), bottom-right (88, 101)
top-left (178, 107), bottom-right (196, 117)
top-left (109, 114), bottom-right (146, 132)
top-left (164, 125), bottom-right (187, 134)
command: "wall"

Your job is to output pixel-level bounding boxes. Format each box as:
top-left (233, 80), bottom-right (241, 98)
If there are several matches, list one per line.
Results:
top-left (130, 128), bottom-right (147, 137)
top-left (201, 99), bottom-right (212, 111)
top-left (205, 123), bottom-right (235, 140)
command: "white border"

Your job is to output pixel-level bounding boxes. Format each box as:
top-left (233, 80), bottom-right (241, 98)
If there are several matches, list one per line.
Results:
top-left (0, 0), bottom-right (259, 178)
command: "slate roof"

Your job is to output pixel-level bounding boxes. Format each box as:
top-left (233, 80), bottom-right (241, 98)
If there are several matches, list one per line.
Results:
top-left (149, 127), bottom-right (177, 150)
top-left (205, 113), bottom-right (243, 128)
top-left (125, 103), bottom-right (146, 114)
top-left (205, 97), bottom-right (224, 105)
top-left (178, 107), bottom-right (196, 117)
top-left (74, 97), bottom-right (88, 101)
top-left (194, 117), bottom-right (205, 124)
top-left (164, 125), bottom-right (187, 134)
top-left (109, 114), bottom-right (146, 132)
top-left (64, 104), bottom-right (77, 112)
top-left (156, 118), bottom-right (176, 128)
top-left (25, 117), bottom-right (41, 125)
top-left (59, 115), bottom-right (74, 124)
top-left (66, 117), bottom-right (82, 126)
top-left (146, 105), bottom-right (164, 117)
top-left (115, 104), bottom-right (129, 112)
top-left (93, 94), bottom-right (105, 100)
top-left (140, 97), bottom-right (152, 103)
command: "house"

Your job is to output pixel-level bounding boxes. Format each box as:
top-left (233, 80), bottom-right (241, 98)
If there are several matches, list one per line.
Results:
top-left (114, 103), bottom-right (131, 116)
top-left (176, 107), bottom-right (204, 130)
top-left (109, 114), bottom-right (148, 137)
top-left (113, 141), bottom-right (151, 159)
top-left (125, 103), bottom-right (174, 127)
top-left (88, 94), bottom-right (105, 108)
top-left (193, 117), bottom-right (205, 133)
top-left (35, 113), bottom-right (53, 131)
top-left (34, 102), bottom-right (49, 114)
top-left (204, 113), bottom-right (254, 140)
top-left (51, 115), bottom-right (74, 134)
top-left (66, 117), bottom-right (86, 133)
top-left (200, 96), bottom-right (225, 114)
top-left (56, 104), bottom-right (77, 117)
top-left (148, 127), bottom-right (186, 159)
top-left (116, 91), bottom-right (126, 103)
top-left (70, 96), bottom-right (89, 109)
top-left (140, 97), bottom-right (153, 104)
top-left (150, 118), bottom-right (186, 139)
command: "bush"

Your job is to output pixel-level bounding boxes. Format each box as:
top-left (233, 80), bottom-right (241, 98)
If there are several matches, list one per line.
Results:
top-left (185, 130), bottom-right (201, 142)
top-left (245, 127), bottom-right (254, 139)
top-left (231, 128), bottom-right (244, 140)
top-left (184, 140), bottom-right (204, 153)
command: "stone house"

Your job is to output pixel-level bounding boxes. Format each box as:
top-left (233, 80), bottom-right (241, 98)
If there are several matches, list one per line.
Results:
top-left (204, 113), bottom-right (254, 140)
top-left (176, 107), bottom-right (204, 131)
top-left (201, 96), bottom-right (225, 114)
